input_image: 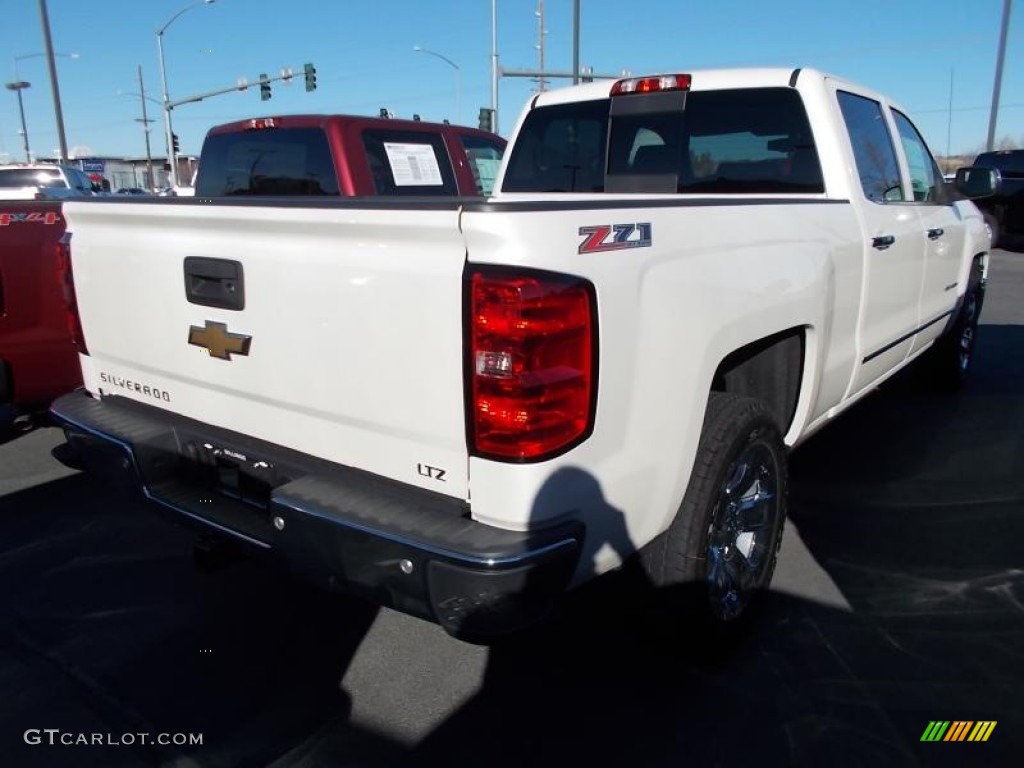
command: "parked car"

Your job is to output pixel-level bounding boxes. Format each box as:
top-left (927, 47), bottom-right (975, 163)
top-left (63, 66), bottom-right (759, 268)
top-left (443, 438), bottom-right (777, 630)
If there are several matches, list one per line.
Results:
top-left (115, 187), bottom-right (150, 195)
top-left (0, 164), bottom-right (96, 201)
top-left (963, 149), bottom-right (1024, 247)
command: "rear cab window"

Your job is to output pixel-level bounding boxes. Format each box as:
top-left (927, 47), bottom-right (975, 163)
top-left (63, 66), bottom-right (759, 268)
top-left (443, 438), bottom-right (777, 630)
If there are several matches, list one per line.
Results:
top-left (501, 87), bottom-right (823, 194)
top-left (196, 126), bottom-right (340, 196)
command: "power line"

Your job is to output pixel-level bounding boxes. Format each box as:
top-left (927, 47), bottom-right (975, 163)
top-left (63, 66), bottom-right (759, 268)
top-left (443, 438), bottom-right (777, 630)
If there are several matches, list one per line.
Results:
top-left (911, 101), bottom-right (1024, 115)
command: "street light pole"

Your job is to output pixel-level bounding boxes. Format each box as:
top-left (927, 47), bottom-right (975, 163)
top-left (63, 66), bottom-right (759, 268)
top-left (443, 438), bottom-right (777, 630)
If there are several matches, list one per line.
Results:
top-left (985, 0), bottom-right (1013, 151)
top-left (37, 0), bottom-right (69, 162)
top-left (413, 46), bottom-right (461, 124)
top-left (156, 31), bottom-right (176, 186)
top-left (156, 0), bottom-right (217, 187)
top-left (4, 81), bottom-right (32, 161)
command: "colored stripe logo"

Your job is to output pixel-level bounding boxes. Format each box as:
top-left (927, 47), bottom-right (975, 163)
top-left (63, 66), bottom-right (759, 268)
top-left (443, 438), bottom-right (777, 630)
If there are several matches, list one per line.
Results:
top-left (921, 721), bottom-right (996, 742)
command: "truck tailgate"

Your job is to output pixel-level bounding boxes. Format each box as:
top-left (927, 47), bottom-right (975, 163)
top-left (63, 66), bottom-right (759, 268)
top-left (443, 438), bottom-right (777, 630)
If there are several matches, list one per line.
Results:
top-left (63, 200), bottom-right (470, 498)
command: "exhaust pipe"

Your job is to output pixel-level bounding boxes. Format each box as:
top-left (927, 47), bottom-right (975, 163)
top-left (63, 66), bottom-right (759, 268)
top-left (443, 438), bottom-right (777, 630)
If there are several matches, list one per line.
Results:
top-left (12, 413), bottom-right (35, 433)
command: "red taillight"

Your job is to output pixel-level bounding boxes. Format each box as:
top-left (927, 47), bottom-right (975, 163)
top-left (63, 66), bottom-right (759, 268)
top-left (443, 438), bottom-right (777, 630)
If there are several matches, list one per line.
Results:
top-left (610, 74), bottom-right (692, 96)
top-left (54, 233), bottom-right (88, 354)
top-left (469, 268), bottom-right (596, 461)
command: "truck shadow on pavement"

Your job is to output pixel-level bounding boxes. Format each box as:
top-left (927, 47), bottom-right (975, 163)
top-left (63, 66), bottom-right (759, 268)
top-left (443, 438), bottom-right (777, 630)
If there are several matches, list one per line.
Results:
top-left (0, 326), bottom-right (1021, 768)
top-left (401, 326), bottom-right (1024, 768)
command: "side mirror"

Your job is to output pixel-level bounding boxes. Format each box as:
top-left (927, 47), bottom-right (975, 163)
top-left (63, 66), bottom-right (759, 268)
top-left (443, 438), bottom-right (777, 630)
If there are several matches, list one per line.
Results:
top-left (954, 166), bottom-right (1001, 198)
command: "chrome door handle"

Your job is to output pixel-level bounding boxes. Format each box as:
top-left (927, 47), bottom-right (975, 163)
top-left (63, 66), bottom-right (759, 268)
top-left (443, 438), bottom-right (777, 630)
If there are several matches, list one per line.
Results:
top-left (927, 228), bottom-right (944, 240)
top-left (872, 235), bottom-right (895, 250)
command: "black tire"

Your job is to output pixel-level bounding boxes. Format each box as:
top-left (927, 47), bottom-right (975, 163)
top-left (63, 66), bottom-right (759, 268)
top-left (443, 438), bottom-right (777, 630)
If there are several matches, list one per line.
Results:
top-left (644, 393), bottom-right (787, 630)
top-left (919, 258), bottom-right (985, 391)
top-left (983, 213), bottom-right (1001, 250)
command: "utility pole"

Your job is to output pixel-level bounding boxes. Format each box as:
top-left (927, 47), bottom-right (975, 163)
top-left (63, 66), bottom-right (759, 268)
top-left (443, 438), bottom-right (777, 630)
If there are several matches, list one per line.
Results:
top-left (491, 0), bottom-right (499, 133)
top-left (986, 0), bottom-right (1013, 151)
top-left (37, 0), bottom-right (69, 162)
top-left (572, 0), bottom-right (580, 85)
top-left (136, 65), bottom-right (156, 190)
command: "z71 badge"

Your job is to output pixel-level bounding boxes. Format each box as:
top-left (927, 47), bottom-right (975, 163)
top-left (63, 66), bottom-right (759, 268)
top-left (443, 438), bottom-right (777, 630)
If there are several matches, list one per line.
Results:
top-left (578, 222), bottom-right (652, 254)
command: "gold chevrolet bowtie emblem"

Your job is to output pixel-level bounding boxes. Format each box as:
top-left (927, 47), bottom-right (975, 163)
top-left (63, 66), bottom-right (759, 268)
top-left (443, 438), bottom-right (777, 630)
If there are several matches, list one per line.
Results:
top-left (188, 321), bottom-right (252, 361)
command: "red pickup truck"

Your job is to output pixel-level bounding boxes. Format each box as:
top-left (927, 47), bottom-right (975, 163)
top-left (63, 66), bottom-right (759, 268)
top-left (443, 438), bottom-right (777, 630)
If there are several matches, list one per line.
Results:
top-left (0, 200), bottom-right (82, 433)
top-left (194, 114), bottom-right (505, 197)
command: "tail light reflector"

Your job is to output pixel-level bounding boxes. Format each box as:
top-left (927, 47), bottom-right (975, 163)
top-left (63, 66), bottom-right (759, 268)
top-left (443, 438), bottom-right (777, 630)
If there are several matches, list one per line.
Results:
top-left (469, 268), bottom-right (596, 461)
top-left (611, 74), bottom-right (692, 96)
top-left (54, 232), bottom-right (88, 354)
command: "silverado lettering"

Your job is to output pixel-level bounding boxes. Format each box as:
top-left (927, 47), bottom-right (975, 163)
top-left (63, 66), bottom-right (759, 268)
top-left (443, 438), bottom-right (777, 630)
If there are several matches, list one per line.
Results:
top-left (98, 373), bottom-right (171, 402)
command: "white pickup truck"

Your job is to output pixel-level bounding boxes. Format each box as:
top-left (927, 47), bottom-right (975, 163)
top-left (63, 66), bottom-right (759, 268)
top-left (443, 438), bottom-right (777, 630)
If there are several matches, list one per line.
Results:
top-left (51, 68), bottom-right (996, 640)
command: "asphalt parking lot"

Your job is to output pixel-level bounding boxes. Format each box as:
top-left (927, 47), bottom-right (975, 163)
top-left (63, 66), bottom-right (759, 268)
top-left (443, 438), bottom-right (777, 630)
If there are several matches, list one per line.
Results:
top-left (1, 248), bottom-right (1022, 768)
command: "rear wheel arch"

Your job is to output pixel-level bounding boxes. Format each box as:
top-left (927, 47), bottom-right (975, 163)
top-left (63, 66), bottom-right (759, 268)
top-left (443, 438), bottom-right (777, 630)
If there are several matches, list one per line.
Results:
top-left (710, 327), bottom-right (806, 437)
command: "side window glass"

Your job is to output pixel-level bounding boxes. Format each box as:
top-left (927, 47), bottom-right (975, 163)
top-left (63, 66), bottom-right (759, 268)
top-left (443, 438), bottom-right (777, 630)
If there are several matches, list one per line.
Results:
top-left (501, 99), bottom-right (609, 193)
top-left (892, 109), bottom-right (945, 203)
top-left (837, 91), bottom-right (904, 203)
top-left (459, 135), bottom-right (505, 196)
top-left (360, 130), bottom-right (458, 196)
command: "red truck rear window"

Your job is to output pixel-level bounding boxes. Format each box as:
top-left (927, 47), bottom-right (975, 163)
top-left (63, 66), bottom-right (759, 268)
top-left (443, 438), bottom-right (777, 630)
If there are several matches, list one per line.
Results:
top-left (196, 127), bottom-right (340, 196)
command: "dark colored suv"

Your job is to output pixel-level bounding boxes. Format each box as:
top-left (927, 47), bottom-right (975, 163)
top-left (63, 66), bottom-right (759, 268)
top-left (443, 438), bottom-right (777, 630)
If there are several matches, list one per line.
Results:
top-left (969, 149), bottom-right (1024, 247)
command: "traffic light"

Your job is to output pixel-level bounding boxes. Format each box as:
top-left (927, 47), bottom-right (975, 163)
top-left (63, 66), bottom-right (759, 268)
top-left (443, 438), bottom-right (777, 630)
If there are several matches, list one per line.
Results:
top-left (260, 73), bottom-right (271, 101)
top-left (478, 107), bottom-right (495, 132)
top-left (304, 62), bottom-right (317, 92)
top-left (171, 133), bottom-right (180, 153)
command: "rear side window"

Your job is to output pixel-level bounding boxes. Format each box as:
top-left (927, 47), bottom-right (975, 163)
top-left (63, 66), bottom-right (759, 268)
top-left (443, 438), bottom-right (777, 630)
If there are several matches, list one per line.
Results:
top-left (837, 92), bottom-right (904, 203)
top-left (458, 135), bottom-right (505, 196)
top-left (196, 127), bottom-right (340, 196)
top-left (502, 99), bottom-right (609, 193)
top-left (360, 130), bottom-right (458, 196)
top-left (501, 88), bottom-right (823, 194)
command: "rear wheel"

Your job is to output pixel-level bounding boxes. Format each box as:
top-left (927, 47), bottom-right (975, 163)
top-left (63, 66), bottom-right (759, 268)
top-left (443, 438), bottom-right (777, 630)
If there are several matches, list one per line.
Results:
top-left (645, 393), bottom-right (787, 630)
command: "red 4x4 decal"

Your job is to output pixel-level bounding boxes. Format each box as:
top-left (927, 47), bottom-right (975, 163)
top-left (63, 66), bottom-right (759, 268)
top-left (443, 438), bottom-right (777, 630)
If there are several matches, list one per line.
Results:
top-left (0, 211), bottom-right (60, 226)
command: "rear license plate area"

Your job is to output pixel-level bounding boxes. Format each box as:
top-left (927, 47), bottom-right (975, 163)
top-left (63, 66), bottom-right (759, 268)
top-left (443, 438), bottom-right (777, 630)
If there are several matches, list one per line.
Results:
top-left (215, 455), bottom-right (272, 510)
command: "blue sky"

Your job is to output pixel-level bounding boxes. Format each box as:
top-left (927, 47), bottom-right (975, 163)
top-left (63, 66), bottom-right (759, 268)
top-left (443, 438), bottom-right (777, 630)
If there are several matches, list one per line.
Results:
top-left (1, 0), bottom-right (1021, 162)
